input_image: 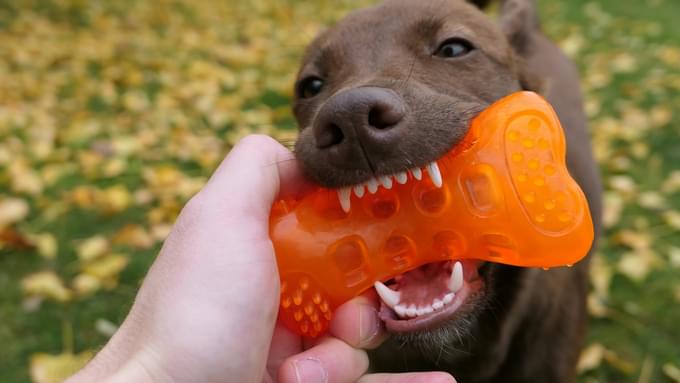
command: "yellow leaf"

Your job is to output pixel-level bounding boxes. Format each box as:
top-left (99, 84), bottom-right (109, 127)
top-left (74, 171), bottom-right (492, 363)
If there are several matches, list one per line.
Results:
top-left (29, 233), bottom-right (58, 259)
top-left (113, 224), bottom-right (154, 249)
top-left (98, 184), bottom-right (131, 213)
top-left (662, 170), bottom-right (680, 193)
top-left (602, 192), bottom-right (624, 228)
top-left (668, 246), bottom-right (680, 268)
top-left (663, 363), bottom-right (680, 383)
top-left (0, 197), bottom-right (30, 229)
top-left (610, 52), bottom-right (637, 73)
top-left (72, 274), bottom-right (102, 297)
top-left (663, 211), bottom-right (680, 230)
top-left (30, 351), bottom-right (94, 383)
top-left (612, 229), bottom-right (652, 250)
top-left (76, 235), bottom-right (109, 261)
top-left (617, 250), bottom-right (660, 282)
top-left (577, 343), bottom-right (605, 373)
top-left (637, 191), bottom-right (666, 210)
top-left (83, 253), bottom-right (129, 288)
top-left (608, 175), bottom-right (637, 196)
top-left (21, 271), bottom-right (72, 302)
top-left (650, 105), bottom-right (673, 127)
top-left (9, 161), bottom-right (44, 195)
top-left (69, 186), bottom-right (97, 209)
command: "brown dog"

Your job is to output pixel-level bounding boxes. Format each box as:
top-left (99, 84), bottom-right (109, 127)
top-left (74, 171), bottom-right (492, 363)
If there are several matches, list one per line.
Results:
top-left (292, 0), bottom-right (603, 382)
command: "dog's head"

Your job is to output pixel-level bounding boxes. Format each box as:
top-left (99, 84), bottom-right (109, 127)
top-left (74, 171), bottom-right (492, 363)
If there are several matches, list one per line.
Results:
top-left (292, 0), bottom-right (543, 370)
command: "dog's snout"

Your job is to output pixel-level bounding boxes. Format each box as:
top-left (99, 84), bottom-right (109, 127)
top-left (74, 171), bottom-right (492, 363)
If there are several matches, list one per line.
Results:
top-left (313, 87), bottom-right (406, 154)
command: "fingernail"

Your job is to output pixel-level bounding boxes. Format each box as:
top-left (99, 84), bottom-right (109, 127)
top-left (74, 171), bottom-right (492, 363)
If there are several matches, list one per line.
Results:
top-left (358, 303), bottom-right (381, 346)
top-left (293, 357), bottom-right (327, 383)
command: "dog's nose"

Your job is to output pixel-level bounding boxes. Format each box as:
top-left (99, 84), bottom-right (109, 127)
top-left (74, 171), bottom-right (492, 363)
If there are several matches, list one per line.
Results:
top-left (313, 87), bottom-right (406, 160)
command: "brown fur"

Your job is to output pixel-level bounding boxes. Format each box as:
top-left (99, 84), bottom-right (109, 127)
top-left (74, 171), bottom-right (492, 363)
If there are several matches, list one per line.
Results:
top-left (291, 0), bottom-right (602, 381)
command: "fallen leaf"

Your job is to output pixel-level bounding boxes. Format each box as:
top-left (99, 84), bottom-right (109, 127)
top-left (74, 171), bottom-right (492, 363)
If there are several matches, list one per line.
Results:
top-left (0, 227), bottom-right (34, 250)
top-left (21, 271), bottom-right (72, 302)
top-left (0, 197), bottom-right (30, 229)
top-left (30, 351), bottom-right (94, 383)
top-left (602, 192), bottom-right (624, 228)
top-left (113, 224), bottom-right (154, 249)
top-left (637, 191), bottom-right (666, 210)
top-left (578, 343), bottom-right (605, 373)
top-left (76, 235), bottom-right (109, 261)
top-left (30, 233), bottom-right (58, 259)
top-left (665, 363), bottom-right (680, 383)
top-left (617, 250), bottom-right (660, 282)
top-left (72, 274), bottom-right (102, 297)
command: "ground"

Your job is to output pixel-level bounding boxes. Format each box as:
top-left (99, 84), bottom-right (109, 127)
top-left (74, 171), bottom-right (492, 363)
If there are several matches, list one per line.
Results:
top-left (0, 0), bottom-right (679, 382)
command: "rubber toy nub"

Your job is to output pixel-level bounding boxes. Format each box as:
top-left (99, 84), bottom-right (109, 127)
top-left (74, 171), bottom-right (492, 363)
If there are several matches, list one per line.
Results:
top-left (270, 91), bottom-right (594, 337)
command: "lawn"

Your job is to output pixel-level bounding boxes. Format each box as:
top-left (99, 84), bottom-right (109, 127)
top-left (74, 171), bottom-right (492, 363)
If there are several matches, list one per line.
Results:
top-left (0, 0), bottom-right (678, 382)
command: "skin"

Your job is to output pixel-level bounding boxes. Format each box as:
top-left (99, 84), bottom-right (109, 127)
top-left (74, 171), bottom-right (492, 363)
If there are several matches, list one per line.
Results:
top-left (292, 0), bottom-right (602, 382)
top-left (67, 135), bottom-right (456, 383)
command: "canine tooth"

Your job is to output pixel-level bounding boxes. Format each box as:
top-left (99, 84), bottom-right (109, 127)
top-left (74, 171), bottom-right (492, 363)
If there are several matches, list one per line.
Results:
top-left (394, 304), bottom-right (407, 318)
top-left (443, 293), bottom-right (454, 304)
top-left (379, 175), bottom-right (393, 189)
top-left (337, 188), bottom-right (351, 213)
top-left (395, 171), bottom-right (408, 184)
top-left (448, 261), bottom-right (463, 293)
top-left (353, 184), bottom-right (365, 198)
top-left (426, 161), bottom-right (443, 188)
top-left (410, 168), bottom-right (422, 180)
top-left (432, 299), bottom-right (444, 310)
top-left (406, 304), bottom-right (418, 317)
top-left (374, 281), bottom-right (401, 308)
top-left (366, 178), bottom-right (379, 194)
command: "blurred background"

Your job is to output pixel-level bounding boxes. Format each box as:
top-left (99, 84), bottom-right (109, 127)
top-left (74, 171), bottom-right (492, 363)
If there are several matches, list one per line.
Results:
top-left (0, 0), bottom-right (678, 382)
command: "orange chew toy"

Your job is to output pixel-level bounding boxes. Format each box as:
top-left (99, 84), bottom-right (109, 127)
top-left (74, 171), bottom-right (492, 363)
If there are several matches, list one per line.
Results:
top-left (270, 91), bottom-right (594, 337)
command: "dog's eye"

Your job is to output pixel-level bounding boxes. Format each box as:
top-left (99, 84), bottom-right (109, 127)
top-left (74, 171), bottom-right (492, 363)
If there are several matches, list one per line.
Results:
top-left (297, 76), bottom-right (325, 99)
top-left (434, 38), bottom-right (475, 58)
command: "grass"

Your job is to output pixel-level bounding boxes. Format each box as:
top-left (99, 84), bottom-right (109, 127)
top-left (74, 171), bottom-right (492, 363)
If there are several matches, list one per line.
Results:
top-left (0, 0), bottom-right (678, 381)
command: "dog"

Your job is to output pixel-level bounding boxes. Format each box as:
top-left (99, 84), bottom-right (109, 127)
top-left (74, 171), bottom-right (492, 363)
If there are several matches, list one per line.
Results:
top-left (291, 0), bottom-right (603, 381)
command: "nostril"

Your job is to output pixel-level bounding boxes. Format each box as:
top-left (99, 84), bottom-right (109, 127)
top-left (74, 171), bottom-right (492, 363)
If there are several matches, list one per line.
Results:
top-left (368, 103), bottom-right (404, 130)
top-left (316, 123), bottom-right (345, 149)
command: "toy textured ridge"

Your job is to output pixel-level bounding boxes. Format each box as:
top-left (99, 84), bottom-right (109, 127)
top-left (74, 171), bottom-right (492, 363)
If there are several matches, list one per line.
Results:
top-left (269, 91), bottom-right (594, 337)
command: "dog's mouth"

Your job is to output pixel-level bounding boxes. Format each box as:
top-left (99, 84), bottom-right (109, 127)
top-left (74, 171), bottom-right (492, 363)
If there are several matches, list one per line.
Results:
top-left (326, 153), bottom-right (489, 333)
top-left (375, 259), bottom-right (486, 333)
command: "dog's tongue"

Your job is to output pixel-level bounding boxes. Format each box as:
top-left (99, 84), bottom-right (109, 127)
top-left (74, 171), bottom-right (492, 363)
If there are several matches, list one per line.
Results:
top-left (393, 262), bottom-right (452, 306)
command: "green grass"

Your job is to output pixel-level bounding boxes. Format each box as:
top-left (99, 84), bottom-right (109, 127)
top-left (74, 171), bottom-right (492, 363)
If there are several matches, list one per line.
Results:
top-left (0, 0), bottom-right (679, 382)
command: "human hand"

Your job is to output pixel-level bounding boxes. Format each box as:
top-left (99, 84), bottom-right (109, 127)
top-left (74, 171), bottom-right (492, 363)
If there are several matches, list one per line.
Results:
top-left (67, 135), bottom-right (456, 383)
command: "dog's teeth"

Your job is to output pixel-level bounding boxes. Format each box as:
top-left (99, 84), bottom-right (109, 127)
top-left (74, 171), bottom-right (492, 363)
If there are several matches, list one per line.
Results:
top-left (410, 167), bottom-right (422, 180)
top-left (432, 299), bottom-right (444, 310)
top-left (395, 171), bottom-right (408, 184)
top-left (448, 261), bottom-right (463, 293)
top-left (394, 304), bottom-right (407, 318)
top-left (422, 305), bottom-right (434, 315)
top-left (379, 175), bottom-right (393, 189)
top-left (337, 187), bottom-right (351, 213)
top-left (426, 161), bottom-right (443, 188)
top-left (406, 304), bottom-right (418, 317)
top-left (366, 178), bottom-right (379, 194)
top-left (443, 292), bottom-right (455, 304)
top-left (353, 184), bottom-right (365, 198)
top-left (374, 281), bottom-right (401, 308)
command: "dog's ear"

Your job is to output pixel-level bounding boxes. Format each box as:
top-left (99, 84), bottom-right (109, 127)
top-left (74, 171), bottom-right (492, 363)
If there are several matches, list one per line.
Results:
top-left (498, 0), bottom-right (537, 54)
top-left (497, 0), bottom-right (543, 92)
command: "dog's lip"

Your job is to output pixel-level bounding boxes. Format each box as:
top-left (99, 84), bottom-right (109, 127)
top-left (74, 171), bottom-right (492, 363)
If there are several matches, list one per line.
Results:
top-left (376, 259), bottom-right (486, 333)
top-left (379, 277), bottom-right (484, 333)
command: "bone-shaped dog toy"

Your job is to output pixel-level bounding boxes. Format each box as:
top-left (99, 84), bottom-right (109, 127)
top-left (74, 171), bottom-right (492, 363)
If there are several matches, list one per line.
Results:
top-left (269, 91), bottom-right (594, 337)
